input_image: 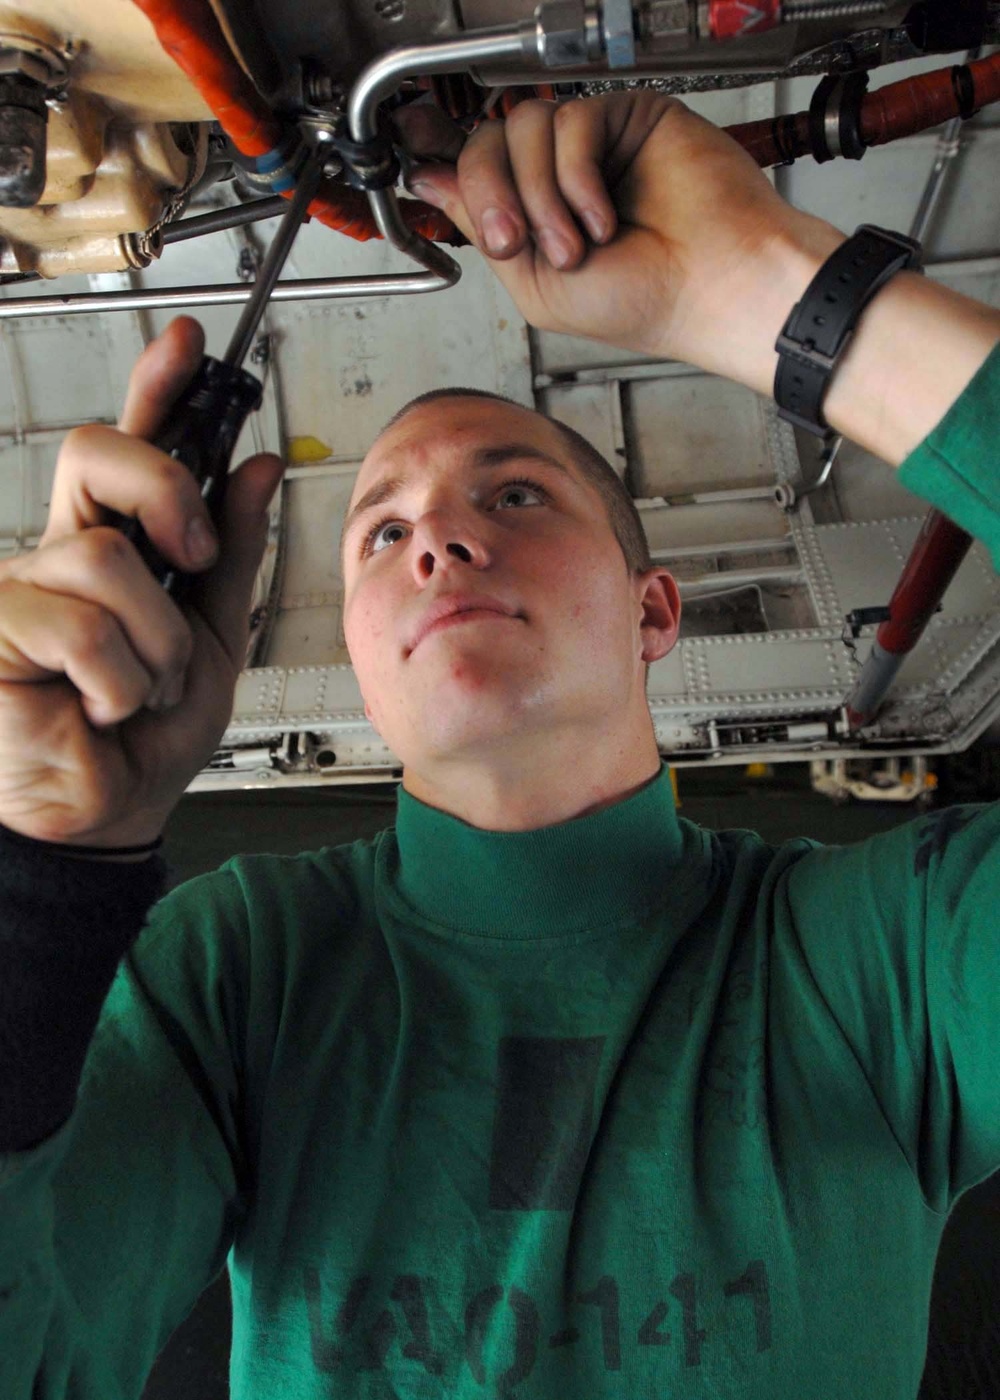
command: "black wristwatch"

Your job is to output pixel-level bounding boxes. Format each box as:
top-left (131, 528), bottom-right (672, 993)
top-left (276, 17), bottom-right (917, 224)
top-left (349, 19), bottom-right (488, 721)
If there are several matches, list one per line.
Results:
top-left (773, 224), bottom-right (924, 442)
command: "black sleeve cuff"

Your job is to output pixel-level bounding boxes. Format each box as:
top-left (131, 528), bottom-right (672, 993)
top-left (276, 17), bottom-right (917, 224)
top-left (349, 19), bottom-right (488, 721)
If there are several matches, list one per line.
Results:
top-left (0, 831), bottom-right (170, 1152)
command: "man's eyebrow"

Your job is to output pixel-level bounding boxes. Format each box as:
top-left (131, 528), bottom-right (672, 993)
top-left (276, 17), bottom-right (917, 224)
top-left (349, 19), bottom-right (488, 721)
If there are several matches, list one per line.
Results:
top-left (340, 444), bottom-right (574, 553)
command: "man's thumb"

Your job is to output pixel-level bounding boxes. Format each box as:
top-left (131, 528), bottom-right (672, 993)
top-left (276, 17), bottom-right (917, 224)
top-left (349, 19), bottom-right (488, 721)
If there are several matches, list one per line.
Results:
top-left (405, 164), bottom-right (473, 242)
top-left (239, 451), bottom-right (285, 517)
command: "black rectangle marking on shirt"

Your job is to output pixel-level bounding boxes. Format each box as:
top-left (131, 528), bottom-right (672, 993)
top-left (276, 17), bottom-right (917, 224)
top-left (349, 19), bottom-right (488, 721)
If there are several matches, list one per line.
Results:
top-left (489, 1035), bottom-right (606, 1211)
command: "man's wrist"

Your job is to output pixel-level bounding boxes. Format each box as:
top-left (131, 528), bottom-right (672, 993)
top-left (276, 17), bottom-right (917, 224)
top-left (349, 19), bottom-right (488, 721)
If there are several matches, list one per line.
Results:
top-left (677, 210), bottom-right (1000, 468)
top-left (0, 814), bottom-right (167, 863)
top-left (818, 267), bottom-right (1000, 467)
top-left (666, 212), bottom-right (848, 397)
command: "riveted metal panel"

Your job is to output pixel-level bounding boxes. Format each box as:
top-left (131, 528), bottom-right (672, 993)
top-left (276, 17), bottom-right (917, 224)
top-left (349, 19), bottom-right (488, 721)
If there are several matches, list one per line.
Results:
top-left (816, 520), bottom-right (1000, 619)
top-left (269, 469), bottom-right (354, 670)
top-left (687, 632), bottom-right (848, 699)
top-left (647, 645), bottom-right (690, 697)
top-left (640, 497), bottom-right (791, 552)
top-left (540, 381), bottom-right (622, 473)
top-left (630, 375), bottom-right (775, 496)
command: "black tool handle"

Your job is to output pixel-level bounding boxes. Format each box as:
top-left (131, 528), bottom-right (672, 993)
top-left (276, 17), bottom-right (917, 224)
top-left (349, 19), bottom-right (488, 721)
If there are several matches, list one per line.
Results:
top-left (108, 355), bottom-right (263, 605)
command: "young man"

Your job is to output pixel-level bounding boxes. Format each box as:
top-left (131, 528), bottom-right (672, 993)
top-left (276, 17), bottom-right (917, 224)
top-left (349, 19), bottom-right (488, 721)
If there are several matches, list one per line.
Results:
top-left (0, 93), bottom-right (998, 1398)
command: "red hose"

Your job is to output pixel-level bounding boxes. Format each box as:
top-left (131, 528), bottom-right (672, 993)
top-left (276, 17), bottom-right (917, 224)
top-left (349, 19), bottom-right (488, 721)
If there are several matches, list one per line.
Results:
top-left (724, 52), bottom-right (1000, 168)
top-left (844, 510), bottom-right (973, 727)
top-left (861, 52), bottom-right (1000, 148)
top-left (130, 0), bottom-right (460, 245)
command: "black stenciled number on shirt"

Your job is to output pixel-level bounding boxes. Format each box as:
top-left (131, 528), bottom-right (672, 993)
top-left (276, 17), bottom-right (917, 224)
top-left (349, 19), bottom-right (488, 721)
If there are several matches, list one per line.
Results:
top-left (637, 1300), bottom-right (670, 1346)
top-left (724, 1259), bottom-right (773, 1352)
top-left (635, 1262), bottom-right (771, 1362)
top-left (668, 1272), bottom-right (707, 1366)
top-left (305, 1259), bottom-right (772, 1382)
top-left (577, 1275), bottom-right (622, 1370)
top-left (465, 1283), bottom-right (539, 1395)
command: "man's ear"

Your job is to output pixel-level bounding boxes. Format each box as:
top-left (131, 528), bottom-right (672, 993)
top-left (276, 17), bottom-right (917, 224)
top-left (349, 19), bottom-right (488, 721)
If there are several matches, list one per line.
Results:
top-left (637, 568), bottom-right (681, 663)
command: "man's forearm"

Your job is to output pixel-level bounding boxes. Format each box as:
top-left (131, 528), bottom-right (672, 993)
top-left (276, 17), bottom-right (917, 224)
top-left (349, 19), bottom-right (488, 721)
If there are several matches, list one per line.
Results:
top-left (687, 213), bottom-right (1000, 468)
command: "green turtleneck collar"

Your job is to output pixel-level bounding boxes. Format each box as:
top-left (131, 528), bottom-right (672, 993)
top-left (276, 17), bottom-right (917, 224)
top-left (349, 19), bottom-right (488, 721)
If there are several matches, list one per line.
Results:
top-left (381, 761), bottom-right (688, 939)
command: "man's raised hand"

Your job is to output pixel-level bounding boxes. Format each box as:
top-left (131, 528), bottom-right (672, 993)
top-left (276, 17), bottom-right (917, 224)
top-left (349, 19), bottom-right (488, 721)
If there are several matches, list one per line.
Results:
top-left (395, 91), bottom-right (841, 382)
top-left (0, 317), bottom-right (284, 851)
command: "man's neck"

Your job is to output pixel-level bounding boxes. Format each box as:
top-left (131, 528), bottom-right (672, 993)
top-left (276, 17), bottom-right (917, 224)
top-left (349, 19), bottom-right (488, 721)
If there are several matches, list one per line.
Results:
top-left (401, 729), bottom-right (664, 832)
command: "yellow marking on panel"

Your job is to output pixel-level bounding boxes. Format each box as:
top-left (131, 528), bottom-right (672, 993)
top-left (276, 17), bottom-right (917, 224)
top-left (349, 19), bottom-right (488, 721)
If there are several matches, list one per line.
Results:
top-left (288, 435), bottom-right (332, 464)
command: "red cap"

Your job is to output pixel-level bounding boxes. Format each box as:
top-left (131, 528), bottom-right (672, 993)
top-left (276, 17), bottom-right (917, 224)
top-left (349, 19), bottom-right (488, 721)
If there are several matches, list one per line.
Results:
top-left (709, 0), bottom-right (781, 40)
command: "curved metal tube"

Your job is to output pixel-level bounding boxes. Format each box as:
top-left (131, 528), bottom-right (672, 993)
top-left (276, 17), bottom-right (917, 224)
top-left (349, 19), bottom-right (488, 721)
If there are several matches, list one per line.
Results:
top-left (345, 26), bottom-right (531, 295)
top-left (347, 30), bottom-right (532, 145)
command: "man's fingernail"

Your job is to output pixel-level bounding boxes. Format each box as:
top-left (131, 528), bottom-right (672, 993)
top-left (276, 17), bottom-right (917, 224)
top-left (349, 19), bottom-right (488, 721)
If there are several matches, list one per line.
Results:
top-left (186, 516), bottom-right (217, 565)
top-left (408, 179), bottom-right (442, 208)
top-left (481, 207), bottom-right (519, 256)
top-left (539, 227), bottom-right (573, 270)
top-left (584, 209), bottom-right (608, 242)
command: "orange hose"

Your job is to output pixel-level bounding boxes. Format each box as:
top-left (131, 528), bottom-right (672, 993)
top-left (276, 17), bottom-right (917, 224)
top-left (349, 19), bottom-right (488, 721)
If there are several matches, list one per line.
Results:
top-left (724, 52), bottom-right (1000, 168)
top-left (860, 51), bottom-right (1000, 147)
top-left (131, 0), bottom-right (280, 156)
top-left (131, 0), bottom-right (461, 244)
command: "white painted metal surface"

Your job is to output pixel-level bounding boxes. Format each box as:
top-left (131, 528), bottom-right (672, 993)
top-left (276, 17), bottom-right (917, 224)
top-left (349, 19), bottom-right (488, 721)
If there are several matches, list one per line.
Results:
top-left (0, 56), bottom-right (997, 787)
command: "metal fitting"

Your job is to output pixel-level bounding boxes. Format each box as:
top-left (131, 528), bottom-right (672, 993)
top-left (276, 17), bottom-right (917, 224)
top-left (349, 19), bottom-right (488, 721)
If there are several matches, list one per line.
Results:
top-left (305, 72), bottom-right (340, 106)
top-left (0, 31), bottom-right (68, 87)
top-left (533, 0), bottom-right (603, 67)
top-left (120, 228), bottom-right (164, 269)
top-left (808, 70), bottom-right (870, 163)
top-left (0, 68), bottom-right (49, 207)
top-left (298, 115), bottom-right (344, 182)
top-left (638, 0), bottom-right (694, 45)
top-left (0, 48), bottom-right (51, 87)
top-left (602, 0), bottom-right (637, 67)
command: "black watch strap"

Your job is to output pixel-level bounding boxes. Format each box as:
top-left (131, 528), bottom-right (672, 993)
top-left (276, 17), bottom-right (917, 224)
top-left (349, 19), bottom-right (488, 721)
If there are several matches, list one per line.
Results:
top-left (774, 224), bottom-right (924, 440)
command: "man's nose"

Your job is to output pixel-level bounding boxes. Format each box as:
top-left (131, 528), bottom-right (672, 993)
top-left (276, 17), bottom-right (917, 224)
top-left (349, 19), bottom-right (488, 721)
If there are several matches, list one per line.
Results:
top-left (410, 509), bottom-right (490, 574)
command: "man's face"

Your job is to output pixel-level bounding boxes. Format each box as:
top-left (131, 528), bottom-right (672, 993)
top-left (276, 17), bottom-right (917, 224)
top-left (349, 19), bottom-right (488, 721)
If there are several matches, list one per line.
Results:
top-left (340, 396), bottom-right (677, 772)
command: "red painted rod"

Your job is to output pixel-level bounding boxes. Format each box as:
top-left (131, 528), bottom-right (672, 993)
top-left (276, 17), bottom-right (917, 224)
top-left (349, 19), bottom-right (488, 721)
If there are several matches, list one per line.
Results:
top-left (878, 510), bottom-right (973, 654)
top-left (845, 510), bottom-right (973, 728)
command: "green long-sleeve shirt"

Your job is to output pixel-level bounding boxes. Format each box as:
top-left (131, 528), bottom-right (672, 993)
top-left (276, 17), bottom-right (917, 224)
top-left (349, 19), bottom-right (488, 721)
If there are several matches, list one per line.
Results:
top-left (2, 341), bottom-right (999, 1399)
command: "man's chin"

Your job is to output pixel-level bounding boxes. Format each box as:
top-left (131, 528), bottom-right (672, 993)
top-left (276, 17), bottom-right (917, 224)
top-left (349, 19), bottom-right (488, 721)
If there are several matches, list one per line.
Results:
top-left (407, 680), bottom-right (539, 758)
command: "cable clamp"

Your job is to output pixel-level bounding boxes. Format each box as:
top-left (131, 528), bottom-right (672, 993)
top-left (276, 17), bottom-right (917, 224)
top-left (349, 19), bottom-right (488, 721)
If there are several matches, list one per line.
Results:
top-left (328, 119), bottom-right (401, 191)
top-left (808, 69), bottom-right (870, 164)
top-left (950, 63), bottom-right (980, 121)
top-left (224, 131), bottom-right (308, 194)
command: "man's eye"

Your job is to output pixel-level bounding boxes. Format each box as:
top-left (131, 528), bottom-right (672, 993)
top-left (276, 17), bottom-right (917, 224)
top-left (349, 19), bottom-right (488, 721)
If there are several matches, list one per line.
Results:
top-left (360, 477), bottom-right (548, 557)
top-left (361, 523), bottom-right (406, 554)
top-left (495, 479), bottom-right (546, 509)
